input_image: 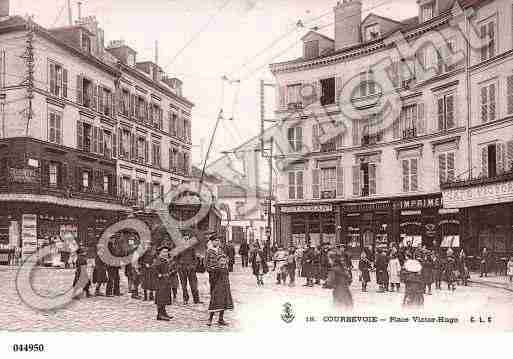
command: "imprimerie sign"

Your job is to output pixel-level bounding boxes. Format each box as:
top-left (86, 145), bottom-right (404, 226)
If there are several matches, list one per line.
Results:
top-left (281, 204), bottom-right (333, 213)
top-left (442, 181), bottom-right (513, 209)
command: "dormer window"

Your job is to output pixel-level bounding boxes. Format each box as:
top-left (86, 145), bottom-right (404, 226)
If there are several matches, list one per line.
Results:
top-left (127, 53), bottom-right (135, 67)
top-left (421, 2), bottom-right (435, 22)
top-left (364, 24), bottom-right (380, 41)
top-left (304, 40), bottom-right (319, 59)
top-left (81, 32), bottom-right (91, 53)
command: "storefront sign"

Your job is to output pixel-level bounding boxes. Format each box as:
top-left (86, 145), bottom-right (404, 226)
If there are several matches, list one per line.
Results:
top-left (443, 181), bottom-right (513, 208)
top-left (396, 196), bottom-right (442, 210)
top-left (9, 167), bottom-right (39, 184)
top-left (344, 201), bottom-right (391, 213)
top-left (281, 204), bottom-right (333, 213)
top-left (21, 214), bottom-right (38, 261)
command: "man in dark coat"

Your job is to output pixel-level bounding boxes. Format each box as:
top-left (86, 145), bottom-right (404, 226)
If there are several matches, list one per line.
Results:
top-left (480, 247), bottom-right (491, 277)
top-left (224, 241), bottom-right (236, 272)
top-left (238, 240), bottom-right (250, 268)
top-left (301, 244), bottom-right (315, 287)
top-left (92, 250), bottom-right (108, 296)
top-left (105, 241), bottom-right (121, 297)
top-left (154, 246), bottom-right (174, 321)
top-left (375, 249), bottom-right (389, 292)
top-left (176, 246), bottom-right (201, 305)
top-left (72, 248), bottom-right (91, 299)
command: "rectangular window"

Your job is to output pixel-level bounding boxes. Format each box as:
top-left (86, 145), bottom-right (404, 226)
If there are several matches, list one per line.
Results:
top-left (152, 142), bottom-right (161, 167)
top-left (354, 163), bottom-right (377, 197)
top-left (137, 180), bottom-right (145, 205)
top-left (421, 2), bottom-right (434, 22)
top-left (49, 163), bottom-right (58, 186)
top-left (287, 84), bottom-right (302, 107)
top-left (401, 104), bottom-right (418, 138)
top-left (103, 175), bottom-right (109, 193)
top-left (365, 24), bottom-right (380, 41)
top-left (121, 177), bottom-right (130, 196)
top-left (287, 126), bottom-right (303, 152)
top-left (153, 183), bottom-right (161, 200)
top-left (438, 152), bottom-right (455, 185)
top-left (480, 83), bottom-right (496, 123)
top-left (482, 143), bottom-right (506, 178)
top-left (288, 171), bottom-right (303, 200)
top-left (82, 171), bottom-right (90, 189)
top-left (480, 20), bottom-right (496, 62)
top-left (48, 111), bottom-right (62, 145)
top-left (437, 94), bottom-right (455, 130)
top-left (136, 137), bottom-right (145, 163)
top-left (304, 40), bottom-right (319, 60)
top-left (321, 167), bottom-right (337, 192)
top-left (507, 75), bottom-right (513, 115)
top-left (103, 131), bottom-right (112, 158)
top-left (402, 158), bottom-right (419, 192)
top-left (82, 33), bottom-right (91, 53)
top-left (359, 71), bottom-right (376, 97)
top-left (49, 61), bottom-right (67, 98)
top-left (122, 89), bottom-right (130, 116)
top-left (320, 77), bottom-right (335, 106)
top-left (170, 112), bottom-right (178, 136)
top-left (101, 87), bottom-right (112, 116)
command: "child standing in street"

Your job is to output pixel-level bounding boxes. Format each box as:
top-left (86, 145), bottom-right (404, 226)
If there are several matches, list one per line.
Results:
top-left (388, 253), bottom-right (402, 292)
top-left (432, 253), bottom-right (442, 290)
top-left (358, 252), bottom-right (371, 292)
top-left (286, 247), bottom-right (296, 287)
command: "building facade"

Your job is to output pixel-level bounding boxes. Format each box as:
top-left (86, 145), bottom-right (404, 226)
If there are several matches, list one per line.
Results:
top-left (0, 8), bottom-right (192, 257)
top-left (270, 0), bottom-right (513, 258)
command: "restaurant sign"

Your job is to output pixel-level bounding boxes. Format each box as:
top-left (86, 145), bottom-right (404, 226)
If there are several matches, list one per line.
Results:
top-left (442, 181), bottom-right (513, 209)
top-left (281, 204), bottom-right (333, 213)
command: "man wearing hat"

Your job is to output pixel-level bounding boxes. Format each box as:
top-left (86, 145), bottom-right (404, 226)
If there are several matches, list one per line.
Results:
top-left (154, 246), bottom-right (174, 321)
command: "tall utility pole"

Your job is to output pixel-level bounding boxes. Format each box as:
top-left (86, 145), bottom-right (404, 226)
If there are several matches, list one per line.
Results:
top-left (259, 79), bottom-right (277, 245)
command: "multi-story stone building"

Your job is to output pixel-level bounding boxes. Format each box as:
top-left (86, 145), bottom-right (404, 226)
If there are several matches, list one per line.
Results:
top-left (270, 0), bottom-right (513, 259)
top-left (0, 3), bottom-right (193, 256)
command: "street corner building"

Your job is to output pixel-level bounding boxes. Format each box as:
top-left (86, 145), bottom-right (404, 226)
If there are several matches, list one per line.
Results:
top-left (0, 1), bottom-right (196, 261)
top-left (269, 0), bottom-right (513, 264)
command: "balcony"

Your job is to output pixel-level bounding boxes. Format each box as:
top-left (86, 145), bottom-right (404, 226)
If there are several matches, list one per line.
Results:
top-left (402, 128), bottom-right (417, 139)
top-left (361, 133), bottom-right (382, 146)
top-left (441, 169), bottom-right (513, 190)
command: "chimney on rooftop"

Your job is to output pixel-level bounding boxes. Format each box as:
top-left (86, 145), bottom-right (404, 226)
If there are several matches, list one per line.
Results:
top-left (334, 0), bottom-right (362, 50)
top-left (0, 0), bottom-right (9, 17)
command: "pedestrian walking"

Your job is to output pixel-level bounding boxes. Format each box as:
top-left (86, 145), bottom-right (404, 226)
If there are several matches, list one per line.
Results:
top-left (507, 256), bottom-right (513, 282)
top-left (273, 246), bottom-right (288, 285)
top-left (176, 246), bottom-right (202, 305)
top-left (92, 249), bottom-right (108, 296)
top-left (375, 249), bottom-right (389, 292)
top-left (402, 256), bottom-right (424, 308)
top-left (206, 237), bottom-right (233, 327)
top-left (358, 252), bottom-right (371, 292)
top-left (286, 247), bottom-right (296, 286)
top-left (421, 251), bottom-right (434, 295)
top-left (224, 241), bottom-right (236, 272)
top-left (239, 240), bottom-right (250, 268)
top-left (250, 243), bottom-right (268, 286)
top-left (445, 249), bottom-right (457, 291)
top-left (432, 252), bottom-right (442, 290)
top-left (154, 246), bottom-right (175, 321)
top-left (319, 246), bottom-right (330, 288)
top-left (72, 248), bottom-right (91, 299)
top-left (327, 252), bottom-right (353, 309)
top-left (301, 244), bottom-right (315, 287)
top-left (125, 261), bottom-right (142, 299)
top-left (140, 248), bottom-right (156, 301)
top-left (106, 241), bottom-right (121, 297)
top-left (480, 247), bottom-right (491, 277)
top-left (458, 249), bottom-right (469, 286)
top-left (388, 252), bottom-right (401, 292)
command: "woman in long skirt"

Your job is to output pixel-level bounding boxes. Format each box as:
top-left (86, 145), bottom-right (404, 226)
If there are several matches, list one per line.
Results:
top-left (250, 244), bottom-right (268, 286)
top-left (92, 250), bottom-right (108, 296)
top-left (206, 237), bottom-right (234, 326)
top-left (327, 252), bottom-right (353, 309)
top-left (358, 252), bottom-right (371, 292)
top-left (139, 248), bottom-right (157, 301)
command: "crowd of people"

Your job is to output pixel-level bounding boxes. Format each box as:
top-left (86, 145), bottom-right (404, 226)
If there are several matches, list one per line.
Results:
top-left (71, 235), bottom-right (234, 326)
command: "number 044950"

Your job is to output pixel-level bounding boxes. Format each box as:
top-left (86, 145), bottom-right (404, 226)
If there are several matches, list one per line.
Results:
top-left (12, 344), bottom-right (45, 352)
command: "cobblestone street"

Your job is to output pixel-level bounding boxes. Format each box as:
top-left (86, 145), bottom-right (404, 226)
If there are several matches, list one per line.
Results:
top-left (1, 260), bottom-right (513, 332)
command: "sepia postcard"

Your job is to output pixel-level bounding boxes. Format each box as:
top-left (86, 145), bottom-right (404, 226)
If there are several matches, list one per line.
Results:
top-left (0, 0), bottom-right (512, 355)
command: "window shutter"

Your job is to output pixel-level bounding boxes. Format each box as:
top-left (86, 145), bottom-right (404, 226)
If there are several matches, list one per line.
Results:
top-left (417, 103), bottom-right (425, 134)
top-left (496, 142), bottom-right (505, 175)
top-left (507, 76), bottom-right (513, 114)
top-left (279, 86), bottom-right (286, 109)
top-left (130, 94), bottom-right (136, 118)
top-left (296, 171), bottom-right (304, 199)
top-left (402, 159), bottom-right (410, 192)
top-left (145, 182), bottom-right (151, 204)
top-left (117, 89), bottom-right (122, 114)
top-left (118, 128), bottom-right (123, 158)
top-left (76, 75), bottom-right (83, 105)
top-left (62, 68), bottom-right (68, 98)
top-left (411, 158), bottom-right (418, 191)
top-left (77, 167), bottom-right (84, 191)
top-left (91, 126), bottom-right (98, 153)
top-left (446, 95), bottom-right (454, 128)
top-left (352, 120), bottom-right (359, 145)
top-left (91, 83), bottom-right (98, 110)
top-left (160, 184), bottom-right (164, 199)
top-left (130, 133), bottom-right (135, 160)
top-left (98, 129), bottom-right (104, 155)
top-left (489, 84), bottom-right (496, 122)
top-left (49, 63), bottom-right (56, 95)
top-left (41, 160), bottom-right (49, 186)
top-left (288, 172), bottom-right (295, 199)
top-left (437, 98), bottom-right (445, 130)
top-left (112, 131), bottom-right (117, 158)
top-left (335, 77), bottom-right (343, 104)
top-left (312, 124), bottom-right (319, 151)
top-left (481, 146), bottom-right (489, 177)
top-left (369, 163), bottom-right (377, 195)
top-left (61, 163), bottom-right (67, 188)
top-left (447, 153), bottom-right (455, 182)
top-left (439, 153), bottom-right (447, 184)
top-left (76, 121), bottom-right (83, 150)
top-left (149, 183), bottom-right (154, 202)
top-left (336, 134), bottom-right (343, 149)
top-left (312, 168), bottom-right (320, 199)
top-left (481, 86), bottom-right (488, 123)
top-left (144, 140), bottom-right (149, 163)
top-left (352, 165), bottom-right (360, 196)
top-left (336, 166), bottom-right (343, 198)
top-left (480, 25), bottom-right (487, 60)
top-left (507, 140), bottom-right (513, 172)
top-left (296, 127), bottom-right (303, 152)
top-left (488, 22), bottom-right (495, 58)
top-left (131, 179), bottom-right (137, 200)
top-left (97, 86), bottom-right (103, 114)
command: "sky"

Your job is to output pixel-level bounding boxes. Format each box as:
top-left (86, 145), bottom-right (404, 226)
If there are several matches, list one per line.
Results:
top-left (9, 0), bottom-right (418, 166)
